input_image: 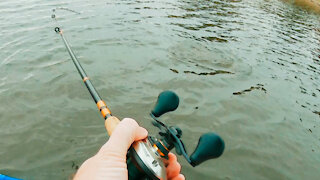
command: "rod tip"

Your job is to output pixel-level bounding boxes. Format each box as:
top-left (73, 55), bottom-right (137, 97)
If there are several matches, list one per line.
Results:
top-left (54, 27), bottom-right (62, 34)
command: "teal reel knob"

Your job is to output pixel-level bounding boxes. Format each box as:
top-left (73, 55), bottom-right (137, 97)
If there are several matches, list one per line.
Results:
top-left (190, 133), bottom-right (225, 166)
top-left (151, 91), bottom-right (179, 117)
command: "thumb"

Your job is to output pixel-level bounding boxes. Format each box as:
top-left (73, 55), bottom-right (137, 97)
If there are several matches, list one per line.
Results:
top-left (99, 118), bottom-right (148, 157)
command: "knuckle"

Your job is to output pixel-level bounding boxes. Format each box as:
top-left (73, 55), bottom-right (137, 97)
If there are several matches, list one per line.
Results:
top-left (177, 163), bottom-right (181, 171)
top-left (122, 118), bottom-right (138, 127)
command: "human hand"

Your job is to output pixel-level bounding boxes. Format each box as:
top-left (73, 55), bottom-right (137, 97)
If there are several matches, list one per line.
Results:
top-left (73, 118), bottom-right (185, 180)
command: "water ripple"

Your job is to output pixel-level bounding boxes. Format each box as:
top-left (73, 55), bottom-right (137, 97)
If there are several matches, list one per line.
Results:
top-left (0, 0), bottom-right (320, 179)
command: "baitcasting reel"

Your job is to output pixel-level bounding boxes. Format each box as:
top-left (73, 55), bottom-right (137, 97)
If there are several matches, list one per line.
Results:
top-left (127, 91), bottom-right (225, 180)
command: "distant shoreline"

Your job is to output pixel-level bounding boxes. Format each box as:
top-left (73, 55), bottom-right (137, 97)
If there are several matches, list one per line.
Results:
top-left (284, 0), bottom-right (320, 13)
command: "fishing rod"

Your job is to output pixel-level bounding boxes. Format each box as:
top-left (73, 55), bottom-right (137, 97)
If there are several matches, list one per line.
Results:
top-left (54, 16), bottom-right (225, 180)
top-left (54, 27), bottom-right (118, 134)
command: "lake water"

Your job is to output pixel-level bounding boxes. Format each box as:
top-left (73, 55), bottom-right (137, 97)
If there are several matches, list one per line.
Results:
top-left (1, 0), bottom-right (320, 179)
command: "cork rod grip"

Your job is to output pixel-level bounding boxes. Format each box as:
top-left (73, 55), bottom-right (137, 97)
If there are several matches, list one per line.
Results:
top-left (105, 116), bottom-right (120, 136)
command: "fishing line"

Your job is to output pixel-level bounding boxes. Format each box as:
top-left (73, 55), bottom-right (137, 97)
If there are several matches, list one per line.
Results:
top-left (53, 7), bottom-right (81, 15)
top-left (51, 7), bottom-right (81, 29)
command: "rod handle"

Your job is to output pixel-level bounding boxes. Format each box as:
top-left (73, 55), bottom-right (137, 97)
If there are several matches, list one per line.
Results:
top-left (105, 116), bottom-right (120, 136)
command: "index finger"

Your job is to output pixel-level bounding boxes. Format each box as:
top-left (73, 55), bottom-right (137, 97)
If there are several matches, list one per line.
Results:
top-left (165, 153), bottom-right (183, 179)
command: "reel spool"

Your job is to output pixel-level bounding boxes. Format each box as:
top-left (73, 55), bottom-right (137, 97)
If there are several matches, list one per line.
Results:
top-left (127, 91), bottom-right (225, 180)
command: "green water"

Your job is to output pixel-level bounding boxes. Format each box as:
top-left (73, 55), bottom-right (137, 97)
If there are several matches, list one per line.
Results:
top-left (1, 0), bottom-right (320, 179)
